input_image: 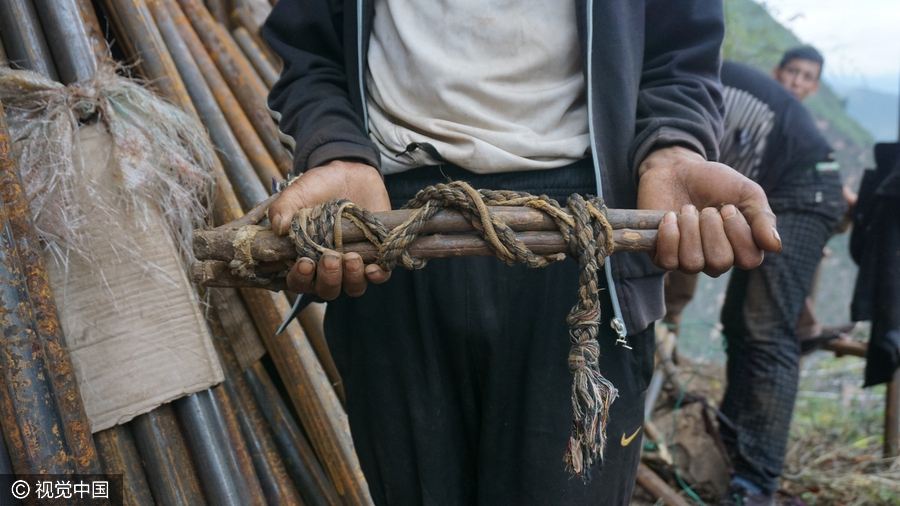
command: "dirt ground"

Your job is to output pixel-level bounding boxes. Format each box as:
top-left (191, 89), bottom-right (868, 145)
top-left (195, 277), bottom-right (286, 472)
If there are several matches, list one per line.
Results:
top-left (631, 333), bottom-right (898, 506)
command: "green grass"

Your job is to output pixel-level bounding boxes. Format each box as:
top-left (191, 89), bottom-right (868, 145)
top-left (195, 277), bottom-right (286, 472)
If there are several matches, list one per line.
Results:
top-left (782, 353), bottom-right (900, 505)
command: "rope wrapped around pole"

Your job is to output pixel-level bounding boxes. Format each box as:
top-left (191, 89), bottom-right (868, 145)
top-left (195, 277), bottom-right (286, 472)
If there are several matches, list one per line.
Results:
top-left (193, 180), bottom-right (666, 479)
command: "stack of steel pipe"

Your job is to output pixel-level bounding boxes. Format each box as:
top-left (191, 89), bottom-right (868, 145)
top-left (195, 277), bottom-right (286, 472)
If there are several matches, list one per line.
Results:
top-left (1, 0), bottom-right (372, 504)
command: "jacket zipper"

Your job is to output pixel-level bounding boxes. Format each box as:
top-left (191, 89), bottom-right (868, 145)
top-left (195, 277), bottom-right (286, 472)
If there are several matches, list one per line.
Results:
top-left (585, 0), bottom-right (630, 347)
top-left (357, 0), bottom-right (369, 133)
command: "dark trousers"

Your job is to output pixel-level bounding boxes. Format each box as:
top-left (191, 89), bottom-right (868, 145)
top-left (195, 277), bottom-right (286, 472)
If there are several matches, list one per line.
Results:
top-left (324, 161), bottom-right (656, 505)
top-left (719, 169), bottom-right (845, 494)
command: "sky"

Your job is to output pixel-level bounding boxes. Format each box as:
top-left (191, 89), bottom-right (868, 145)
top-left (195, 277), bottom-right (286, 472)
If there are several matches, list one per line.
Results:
top-left (763, 0), bottom-right (900, 95)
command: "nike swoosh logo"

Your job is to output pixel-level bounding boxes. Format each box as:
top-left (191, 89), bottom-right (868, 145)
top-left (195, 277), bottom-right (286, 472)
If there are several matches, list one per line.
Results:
top-left (621, 426), bottom-right (642, 447)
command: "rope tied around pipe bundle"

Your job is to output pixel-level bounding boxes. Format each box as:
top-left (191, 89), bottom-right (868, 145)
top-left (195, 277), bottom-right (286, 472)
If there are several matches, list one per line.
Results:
top-left (232, 180), bottom-right (620, 478)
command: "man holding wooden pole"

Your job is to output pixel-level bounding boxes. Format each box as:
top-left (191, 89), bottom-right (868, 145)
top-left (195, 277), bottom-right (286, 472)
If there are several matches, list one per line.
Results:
top-left (261, 1), bottom-right (780, 504)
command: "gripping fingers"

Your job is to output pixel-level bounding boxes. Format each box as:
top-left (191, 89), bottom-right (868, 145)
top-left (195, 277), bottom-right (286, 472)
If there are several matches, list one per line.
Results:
top-left (314, 252), bottom-right (343, 300)
top-left (286, 257), bottom-right (316, 294)
top-left (653, 212), bottom-right (680, 270)
top-left (677, 205), bottom-right (704, 273)
top-left (342, 253), bottom-right (367, 297)
top-left (699, 207), bottom-right (734, 277)
top-left (721, 204), bottom-right (765, 269)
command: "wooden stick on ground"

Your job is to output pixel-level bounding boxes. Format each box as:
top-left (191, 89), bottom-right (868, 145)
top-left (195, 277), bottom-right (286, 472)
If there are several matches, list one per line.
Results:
top-left (635, 462), bottom-right (692, 506)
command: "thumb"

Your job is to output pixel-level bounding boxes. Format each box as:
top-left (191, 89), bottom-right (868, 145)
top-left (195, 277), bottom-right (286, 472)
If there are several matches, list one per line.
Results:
top-left (268, 181), bottom-right (317, 235)
top-left (737, 188), bottom-right (781, 253)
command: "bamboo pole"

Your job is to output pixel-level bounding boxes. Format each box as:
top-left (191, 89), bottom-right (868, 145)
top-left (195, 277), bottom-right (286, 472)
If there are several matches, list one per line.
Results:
top-left (31, 0), bottom-right (98, 83)
top-left (0, 0), bottom-right (59, 79)
top-left (160, 0), bottom-right (282, 189)
top-left (173, 390), bottom-right (259, 506)
top-left (207, 300), bottom-right (306, 505)
top-left (175, 0), bottom-right (293, 176)
top-left (242, 287), bottom-right (373, 505)
top-left (246, 362), bottom-right (342, 506)
top-left (0, 97), bottom-right (102, 474)
top-left (94, 425), bottom-right (155, 506)
top-left (131, 404), bottom-right (207, 505)
top-left (232, 27), bottom-right (278, 87)
top-left (147, 0), bottom-right (270, 209)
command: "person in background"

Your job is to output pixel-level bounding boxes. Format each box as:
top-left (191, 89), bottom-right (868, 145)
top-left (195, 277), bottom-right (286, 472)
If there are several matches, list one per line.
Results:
top-left (772, 46), bottom-right (858, 351)
top-left (263, 1), bottom-right (780, 504)
top-left (663, 46), bottom-right (856, 351)
top-left (714, 59), bottom-right (847, 506)
top-left (771, 45), bottom-right (823, 101)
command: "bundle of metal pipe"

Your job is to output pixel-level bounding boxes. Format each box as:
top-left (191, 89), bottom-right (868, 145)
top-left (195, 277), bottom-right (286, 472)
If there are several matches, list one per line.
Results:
top-left (1, 0), bottom-right (373, 504)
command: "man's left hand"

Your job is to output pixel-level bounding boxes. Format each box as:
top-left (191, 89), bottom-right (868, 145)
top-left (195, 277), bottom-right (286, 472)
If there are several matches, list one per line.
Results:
top-left (637, 146), bottom-right (781, 276)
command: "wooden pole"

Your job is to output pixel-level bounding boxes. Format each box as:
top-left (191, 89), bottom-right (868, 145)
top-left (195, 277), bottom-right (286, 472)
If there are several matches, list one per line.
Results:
top-left (191, 227), bottom-right (658, 290)
top-left (194, 206), bottom-right (664, 262)
top-left (885, 368), bottom-right (900, 458)
top-left (635, 462), bottom-right (692, 506)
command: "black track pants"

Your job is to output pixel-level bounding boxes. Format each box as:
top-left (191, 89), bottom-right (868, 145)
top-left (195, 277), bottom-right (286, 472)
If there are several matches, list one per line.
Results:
top-left (324, 162), bottom-right (656, 506)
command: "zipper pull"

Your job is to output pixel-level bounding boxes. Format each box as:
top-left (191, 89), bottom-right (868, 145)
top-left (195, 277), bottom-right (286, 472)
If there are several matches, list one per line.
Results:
top-left (611, 317), bottom-right (631, 349)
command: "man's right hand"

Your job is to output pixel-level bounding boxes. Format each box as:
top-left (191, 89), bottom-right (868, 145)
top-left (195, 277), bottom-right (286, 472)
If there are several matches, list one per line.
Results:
top-left (268, 160), bottom-right (392, 299)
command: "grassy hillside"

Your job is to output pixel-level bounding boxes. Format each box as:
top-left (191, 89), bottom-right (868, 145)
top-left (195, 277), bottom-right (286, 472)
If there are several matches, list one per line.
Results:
top-left (724, 0), bottom-right (873, 186)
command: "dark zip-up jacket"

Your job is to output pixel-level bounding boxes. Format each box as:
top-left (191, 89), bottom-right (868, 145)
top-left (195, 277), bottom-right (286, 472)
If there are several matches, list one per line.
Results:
top-left (262, 0), bottom-right (725, 336)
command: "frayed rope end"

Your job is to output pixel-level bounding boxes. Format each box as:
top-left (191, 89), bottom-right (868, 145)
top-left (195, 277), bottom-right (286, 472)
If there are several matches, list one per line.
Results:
top-left (564, 340), bottom-right (619, 481)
